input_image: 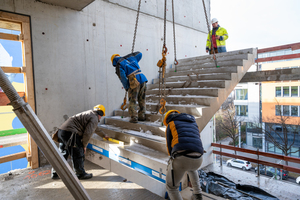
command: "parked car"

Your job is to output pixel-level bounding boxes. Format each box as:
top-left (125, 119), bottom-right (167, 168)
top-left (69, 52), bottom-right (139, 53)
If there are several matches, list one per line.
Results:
top-left (296, 176), bottom-right (300, 184)
top-left (254, 166), bottom-right (289, 180)
top-left (226, 159), bottom-right (252, 171)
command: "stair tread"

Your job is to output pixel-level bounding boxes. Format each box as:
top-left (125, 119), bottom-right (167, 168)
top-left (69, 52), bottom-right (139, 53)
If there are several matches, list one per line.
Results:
top-left (149, 87), bottom-right (221, 90)
top-left (99, 124), bottom-right (166, 143)
top-left (106, 116), bottom-right (163, 127)
top-left (146, 102), bottom-right (209, 108)
top-left (147, 95), bottom-right (215, 98)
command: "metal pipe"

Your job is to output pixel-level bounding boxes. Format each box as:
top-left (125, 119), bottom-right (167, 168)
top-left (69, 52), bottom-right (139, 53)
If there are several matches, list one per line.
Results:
top-left (0, 67), bottom-right (91, 200)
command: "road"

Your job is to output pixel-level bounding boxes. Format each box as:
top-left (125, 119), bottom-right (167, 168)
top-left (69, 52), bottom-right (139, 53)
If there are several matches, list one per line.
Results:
top-left (215, 157), bottom-right (299, 185)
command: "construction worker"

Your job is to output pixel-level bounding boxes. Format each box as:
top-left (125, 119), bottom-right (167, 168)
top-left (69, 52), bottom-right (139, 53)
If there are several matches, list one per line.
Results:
top-left (164, 110), bottom-right (204, 200)
top-left (51, 104), bottom-right (105, 180)
top-left (111, 52), bottom-right (148, 123)
top-left (206, 18), bottom-right (228, 54)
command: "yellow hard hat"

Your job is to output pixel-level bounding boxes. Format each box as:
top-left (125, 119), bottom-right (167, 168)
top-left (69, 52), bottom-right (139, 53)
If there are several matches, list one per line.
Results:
top-left (163, 110), bottom-right (180, 126)
top-left (93, 104), bottom-right (106, 116)
top-left (111, 54), bottom-right (120, 64)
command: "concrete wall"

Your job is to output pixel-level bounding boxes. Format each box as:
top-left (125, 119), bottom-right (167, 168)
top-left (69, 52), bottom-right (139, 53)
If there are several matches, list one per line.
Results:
top-left (1, 0), bottom-right (210, 134)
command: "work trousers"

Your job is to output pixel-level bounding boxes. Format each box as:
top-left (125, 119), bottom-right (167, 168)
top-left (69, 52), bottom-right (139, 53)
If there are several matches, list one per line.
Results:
top-left (166, 155), bottom-right (203, 200)
top-left (52, 129), bottom-right (85, 176)
top-left (128, 82), bottom-right (147, 119)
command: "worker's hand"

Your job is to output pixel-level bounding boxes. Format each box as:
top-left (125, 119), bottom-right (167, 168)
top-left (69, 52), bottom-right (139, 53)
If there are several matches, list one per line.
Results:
top-left (206, 50), bottom-right (209, 53)
top-left (216, 35), bottom-right (220, 40)
top-left (84, 147), bottom-right (86, 154)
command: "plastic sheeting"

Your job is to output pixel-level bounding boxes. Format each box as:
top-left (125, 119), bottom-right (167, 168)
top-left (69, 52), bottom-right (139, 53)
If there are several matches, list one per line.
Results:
top-left (198, 170), bottom-right (279, 200)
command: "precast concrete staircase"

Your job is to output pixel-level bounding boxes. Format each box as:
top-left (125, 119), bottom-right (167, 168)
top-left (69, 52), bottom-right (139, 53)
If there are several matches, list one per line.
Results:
top-left (86, 48), bottom-right (257, 197)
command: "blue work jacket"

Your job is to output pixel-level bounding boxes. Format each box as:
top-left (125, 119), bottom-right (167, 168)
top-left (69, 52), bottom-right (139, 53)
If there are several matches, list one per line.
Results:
top-left (165, 113), bottom-right (204, 156)
top-left (113, 52), bottom-right (148, 90)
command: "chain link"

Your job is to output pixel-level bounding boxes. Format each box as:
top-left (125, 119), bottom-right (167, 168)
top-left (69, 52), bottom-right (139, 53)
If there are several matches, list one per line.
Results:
top-left (172, 0), bottom-right (178, 67)
top-left (202, 0), bottom-right (217, 62)
top-left (132, 0), bottom-right (142, 53)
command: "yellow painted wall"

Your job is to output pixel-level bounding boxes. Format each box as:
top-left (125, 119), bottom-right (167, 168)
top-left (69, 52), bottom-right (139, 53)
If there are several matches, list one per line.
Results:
top-left (261, 59), bottom-right (300, 124)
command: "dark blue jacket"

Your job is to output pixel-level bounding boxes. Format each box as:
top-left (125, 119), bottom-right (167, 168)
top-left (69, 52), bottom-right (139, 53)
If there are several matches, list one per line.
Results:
top-left (113, 52), bottom-right (148, 90)
top-left (165, 113), bottom-right (204, 156)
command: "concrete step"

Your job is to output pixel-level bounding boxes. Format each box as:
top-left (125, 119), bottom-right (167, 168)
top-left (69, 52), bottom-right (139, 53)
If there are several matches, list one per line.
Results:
top-left (173, 60), bottom-right (244, 72)
top-left (146, 95), bottom-right (216, 106)
top-left (95, 124), bottom-right (167, 154)
top-left (146, 88), bottom-right (220, 97)
top-left (146, 102), bottom-right (209, 117)
top-left (147, 80), bottom-right (228, 90)
top-left (177, 48), bottom-right (255, 64)
top-left (175, 53), bottom-right (249, 67)
top-left (104, 116), bottom-right (165, 137)
top-left (114, 109), bottom-right (163, 123)
top-left (165, 66), bottom-right (238, 78)
top-left (90, 134), bottom-right (169, 166)
top-left (153, 73), bottom-right (232, 84)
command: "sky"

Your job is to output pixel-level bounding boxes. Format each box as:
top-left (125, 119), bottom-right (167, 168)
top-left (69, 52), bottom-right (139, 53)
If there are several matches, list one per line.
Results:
top-left (211, 0), bottom-right (300, 51)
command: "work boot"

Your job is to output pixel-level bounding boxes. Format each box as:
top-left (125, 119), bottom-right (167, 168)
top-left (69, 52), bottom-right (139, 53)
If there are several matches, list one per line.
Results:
top-left (77, 173), bottom-right (93, 180)
top-left (138, 116), bottom-right (146, 121)
top-left (129, 117), bottom-right (138, 123)
top-left (192, 193), bottom-right (203, 200)
top-left (51, 168), bottom-right (60, 179)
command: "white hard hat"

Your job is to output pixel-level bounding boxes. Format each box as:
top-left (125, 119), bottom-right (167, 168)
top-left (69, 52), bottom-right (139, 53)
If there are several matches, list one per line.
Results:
top-left (211, 18), bottom-right (218, 24)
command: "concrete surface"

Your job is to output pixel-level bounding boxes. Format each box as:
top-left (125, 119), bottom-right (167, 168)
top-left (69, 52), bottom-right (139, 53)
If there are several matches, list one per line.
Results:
top-left (0, 0), bottom-right (209, 135)
top-left (0, 160), bottom-right (164, 200)
top-left (38, 0), bottom-right (95, 11)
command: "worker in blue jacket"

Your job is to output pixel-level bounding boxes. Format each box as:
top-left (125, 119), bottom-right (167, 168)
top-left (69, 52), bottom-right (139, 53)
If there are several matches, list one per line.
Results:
top-left (111, 52), bottom-right (148, 123)
top-left (164, 110), bottom-right (204, 200)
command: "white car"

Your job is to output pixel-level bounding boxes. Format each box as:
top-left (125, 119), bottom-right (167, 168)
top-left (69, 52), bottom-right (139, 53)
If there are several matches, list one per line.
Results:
top-left (296, 176), bottom-right (300, 184)
top-left (226, 159), bottom-right (252, 171)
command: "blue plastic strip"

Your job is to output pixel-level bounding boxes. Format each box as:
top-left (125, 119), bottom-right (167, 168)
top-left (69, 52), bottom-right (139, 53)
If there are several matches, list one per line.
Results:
top-left (87, 143), bottom-right (166, 183)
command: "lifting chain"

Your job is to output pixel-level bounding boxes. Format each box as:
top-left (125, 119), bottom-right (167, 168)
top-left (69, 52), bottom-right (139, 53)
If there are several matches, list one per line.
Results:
top-left (171, 0), bottom-right (178, 69)
top-left (202, 0), bottom-right (218, 68)
top-left (156, 0), bottom-right (168, 116)
top-left (131, 0), bottom-right (142, 53)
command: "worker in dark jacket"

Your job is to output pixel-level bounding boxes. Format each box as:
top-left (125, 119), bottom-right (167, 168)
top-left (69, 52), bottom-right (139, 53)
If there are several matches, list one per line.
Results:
top-left (164, 110), bottom-right (204, 200)
top-left (51, 104), bottom-right (105, 180)
top-left (111, 52), bottom-right (148, 123)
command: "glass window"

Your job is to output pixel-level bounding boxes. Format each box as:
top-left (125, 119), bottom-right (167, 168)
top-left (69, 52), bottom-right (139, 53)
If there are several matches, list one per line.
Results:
top-left (268, 143), bottom-right (275, 152)
top-left (283, 86), bottom-right (289, 97)
top-left (290, 147), bottom-right (299, 157)
top-left (275, 87), bottom-right (281, 97)
top-left (291, 86), bottom-right (298, 97)
top-left (275, 105), bottom-right (281, 116)
top-left (253, 137), bottom-right (262, 149)
top-left (275, 146), bottom-right (283, 154)
top-left (236, 89), bottom-right (248, 100)
top-left (236, 105), bottom-right (248, 116)
top-left (291, 106), bottom-right (298, 116)
top-left (238, 105), bottom-right (248, 116)
top-left (283, 105), bottom-right (290, 116)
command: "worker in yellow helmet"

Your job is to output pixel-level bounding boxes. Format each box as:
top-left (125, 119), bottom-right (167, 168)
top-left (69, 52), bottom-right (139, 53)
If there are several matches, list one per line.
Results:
top-left (206, 18), bottom-right (228, 54)
top-left (111, 52), bottom-right (148, 123)
top-left (164, 110), bottom-right (204, 200)
top-left (51, 104), bottom-right (105, 180)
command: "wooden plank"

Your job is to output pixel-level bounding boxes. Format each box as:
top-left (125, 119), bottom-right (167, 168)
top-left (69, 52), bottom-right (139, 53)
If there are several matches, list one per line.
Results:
top-left (211, 143), bottom-right (300, 164)
top-left (22, 19), bottom-right (38, 169)
top-left (256, 53), bottom-right (300, 63)
top-left (258, 42), bottom-right (300, 53)
top-left (1, 67), bottom-right (23, 73)
top-left (0, 92), bottom-right (25, 106)
top-left (0, 11), bottom-right (30, 23)
top-left (212, 150), bottom-right (300, 174)
top-left (0, 152), bottom-right (26, 164)
top-left (0, 20), bottom-right (21, 31)
top-left (0, 32), bottom-right (23, 41)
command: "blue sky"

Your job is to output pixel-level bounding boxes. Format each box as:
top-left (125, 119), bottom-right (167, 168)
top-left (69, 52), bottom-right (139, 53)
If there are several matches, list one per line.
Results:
top-left (211, 0), bottom-right (300, 51)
